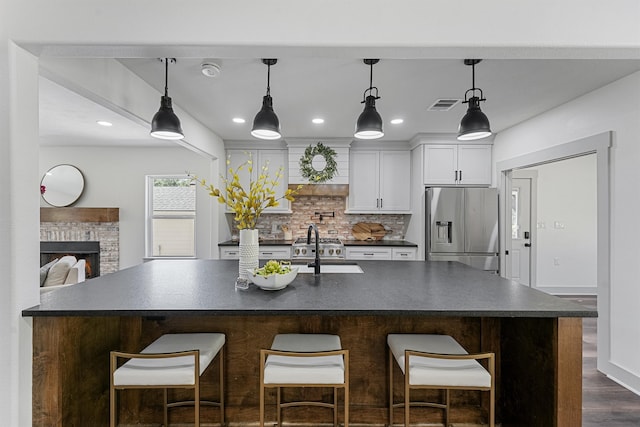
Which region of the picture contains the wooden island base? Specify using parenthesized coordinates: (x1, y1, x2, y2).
(32, 314, 581, 426)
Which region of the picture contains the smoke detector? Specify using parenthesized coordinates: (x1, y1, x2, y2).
(201, 61, 222, 78)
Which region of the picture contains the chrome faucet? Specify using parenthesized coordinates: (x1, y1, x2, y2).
(307, 224, 321, 275)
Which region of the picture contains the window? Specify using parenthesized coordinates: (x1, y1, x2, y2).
(146, 175, 196, 257)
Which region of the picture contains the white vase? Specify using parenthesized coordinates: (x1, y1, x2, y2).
(237, 229, 259, 288)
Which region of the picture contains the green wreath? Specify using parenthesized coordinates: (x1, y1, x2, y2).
(299, 142, 338, 183)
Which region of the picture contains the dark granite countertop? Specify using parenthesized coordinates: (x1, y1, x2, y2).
(23, 259, 596, 318)
(343, 240, 417, 247)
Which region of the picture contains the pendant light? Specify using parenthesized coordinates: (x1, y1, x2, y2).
(150, 58, 184, 140)
(457, 59, 492, 141)
(251, 59, 281, 140)
(354, 59, 384, 139)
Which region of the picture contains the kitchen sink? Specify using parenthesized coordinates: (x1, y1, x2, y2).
(296, 264, 363, 274)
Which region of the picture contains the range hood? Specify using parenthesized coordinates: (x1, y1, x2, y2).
(288, 184, 349, 197)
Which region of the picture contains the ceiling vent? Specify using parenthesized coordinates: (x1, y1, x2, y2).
(427, 99, 461, 111)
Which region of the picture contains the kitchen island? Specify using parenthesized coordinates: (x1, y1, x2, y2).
(24, 259, 595, 426)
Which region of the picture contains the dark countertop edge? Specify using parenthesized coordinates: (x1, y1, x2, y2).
(343, 240, 418, 247)
(22, 308, 597, 318)
(218, 240, 418, 247)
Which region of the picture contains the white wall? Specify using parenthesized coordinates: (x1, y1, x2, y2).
(493, 70, 640, 393)
(530, 155, 597, 293)
(39, 146, 215, 268)
(3, 1, 640, 425)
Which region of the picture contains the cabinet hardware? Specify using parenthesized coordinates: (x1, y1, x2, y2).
(364, 253, 375, 256)
(455, 170, 458, 182)
(261, 252, 273, 255)
(524, 243, 531, 247)
(380, 198, 383, 208)
(459, 170, 462, 182)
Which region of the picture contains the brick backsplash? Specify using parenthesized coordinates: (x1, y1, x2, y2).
(231, 195, 409, 241)
(40, 222, 120, 274)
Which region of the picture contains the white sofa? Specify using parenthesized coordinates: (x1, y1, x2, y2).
(40, 256, 86, 293)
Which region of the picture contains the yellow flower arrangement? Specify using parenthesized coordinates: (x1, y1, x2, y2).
(192, 153, 301, 230)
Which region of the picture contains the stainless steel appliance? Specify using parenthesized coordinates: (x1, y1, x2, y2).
(426, 187, 499, 272)
(291, 238, 345, 261)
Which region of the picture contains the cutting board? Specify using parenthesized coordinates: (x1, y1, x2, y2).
(352, 222, 387, 241)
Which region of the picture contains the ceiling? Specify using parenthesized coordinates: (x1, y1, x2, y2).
(39, 57, 640, 147)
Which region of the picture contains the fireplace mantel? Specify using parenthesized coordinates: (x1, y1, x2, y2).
(40, 207, 119, 223)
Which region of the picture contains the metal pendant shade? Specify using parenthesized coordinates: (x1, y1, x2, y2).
(457, 59, 491, 141)
(251, 59, 281, 140)
(150, 58, 184, 140)
(355, 59, 384, 140)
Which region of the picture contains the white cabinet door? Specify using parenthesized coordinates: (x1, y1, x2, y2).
(258, 150, 290, 212)
(423, 145, 458, 185)
(457, 145, 492, 185)
(349, 150, 411, 213)
(349, 151, 380, 211)
(423, 144, 492, 186)
(226, 149, 290, 213)
(379, 151, 411, 212)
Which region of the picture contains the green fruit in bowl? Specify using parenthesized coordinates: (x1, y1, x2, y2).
(254, 260, 292, 276)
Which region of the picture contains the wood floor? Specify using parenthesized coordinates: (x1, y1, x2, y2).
(567, 297, 640, 426)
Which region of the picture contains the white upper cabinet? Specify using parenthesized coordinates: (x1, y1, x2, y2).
(226, 148, 290, 213)
(423, 144, 492, 186)
(348, 150, 411, 213)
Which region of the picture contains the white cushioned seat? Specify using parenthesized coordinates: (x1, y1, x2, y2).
(260, 333, 349, 427)
(264, 333, 345, 384)
(387, 333, 495, 427)
(110, 333, 226, 427)
(113, 333, 225, 386)
(387, 334, 491, 388)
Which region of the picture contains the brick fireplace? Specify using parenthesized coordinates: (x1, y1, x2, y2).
(40, 208, 119, 275)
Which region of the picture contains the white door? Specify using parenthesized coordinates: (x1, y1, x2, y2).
(511, 175, 533, 285)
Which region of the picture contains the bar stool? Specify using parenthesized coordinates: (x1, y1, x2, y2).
(260, 333, 349, 427)
(110, 333, 226, 427)
(387, 334, 494, 427)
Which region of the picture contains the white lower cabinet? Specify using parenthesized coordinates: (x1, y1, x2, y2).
(392, 247, 417, 261)
(219, 246, 291, 260)
(345, 247, 392, 260)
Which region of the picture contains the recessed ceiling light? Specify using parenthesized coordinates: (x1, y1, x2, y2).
(232, 117, 246, 124)
(390, 118, 404, 125)
(97, 120, 113, 127)
(312, 118, 325, 124)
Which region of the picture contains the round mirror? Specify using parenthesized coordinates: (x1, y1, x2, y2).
(40, 164, 85, 207)
(311, 154, 327, 172)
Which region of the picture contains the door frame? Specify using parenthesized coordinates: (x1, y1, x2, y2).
(506, 170, 538, 287)
(497, 131, 611, 374)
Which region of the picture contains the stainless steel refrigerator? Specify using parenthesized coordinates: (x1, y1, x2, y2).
(426, 187, 499, 272)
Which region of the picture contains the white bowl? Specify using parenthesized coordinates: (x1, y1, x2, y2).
(247, 267, 299, 290)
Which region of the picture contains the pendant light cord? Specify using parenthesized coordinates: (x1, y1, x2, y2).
(266, 63, 271, 97)
(362, 60, 380, 102)
(471, 62, 476, 91)
(163, 58, 169, 97)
